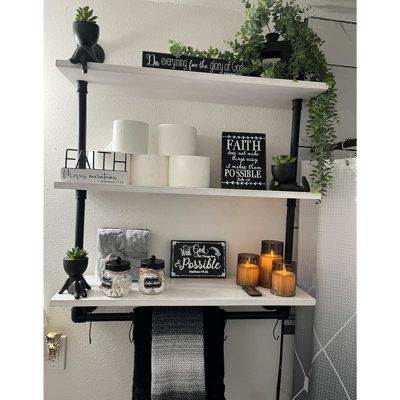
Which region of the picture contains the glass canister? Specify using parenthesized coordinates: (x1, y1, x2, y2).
(236, 253, 260, 287)
(101, 257, 132, 297)
(260, 240, 284, 288)
(139, 255, 166, 295)
(271, 259, 297, 297)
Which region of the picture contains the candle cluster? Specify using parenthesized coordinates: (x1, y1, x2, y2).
(236, 240, 297, 297)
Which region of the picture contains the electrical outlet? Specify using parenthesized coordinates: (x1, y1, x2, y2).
(44, 335, 66, 370)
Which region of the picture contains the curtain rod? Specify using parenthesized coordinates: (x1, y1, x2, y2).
(307, 16, 356, 25)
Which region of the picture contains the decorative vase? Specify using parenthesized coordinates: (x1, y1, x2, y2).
(271, 163, 296, 184)
(59, 257, 91, 299)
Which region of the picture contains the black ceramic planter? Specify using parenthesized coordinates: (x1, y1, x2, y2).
(69, 21, 105, 73)
(271, 164, 296, 184)
(63, 257, 88, 277)
(265, 32, 280, 43)
(59, 257, 91, 299)
(269, 163, 310, 192)
(73, 21, 99, 47)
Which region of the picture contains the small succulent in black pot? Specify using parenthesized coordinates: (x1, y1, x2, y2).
(59, 247, 91, 299)
(271, 155, 297, 183)
(73, 6, 99, 47)
(63, 247, 89, 276)
(69, 6, 104, 73)
(269, 154, 310, 192)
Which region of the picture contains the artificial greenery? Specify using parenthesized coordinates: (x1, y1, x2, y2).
(75, 6, 98, 24)
(169, 0, 338, 197)
(65, 247, 88, 260)
(272, 154, 297, 165)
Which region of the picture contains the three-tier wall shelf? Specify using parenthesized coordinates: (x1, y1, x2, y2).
(50, 60, 326, 400)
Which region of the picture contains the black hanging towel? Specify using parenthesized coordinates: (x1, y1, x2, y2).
(132, 307, 226, 400)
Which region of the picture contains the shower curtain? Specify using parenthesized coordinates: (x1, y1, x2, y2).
(292, 158, 356, 400)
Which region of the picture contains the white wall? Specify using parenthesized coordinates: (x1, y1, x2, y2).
(43, 1, 354, 399)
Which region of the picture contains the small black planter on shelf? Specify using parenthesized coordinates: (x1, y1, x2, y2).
(69, 21, 105, 73)
(59, 255, 91, 299)
(269, 156, 310, 192)
(265, 32, 280, 43)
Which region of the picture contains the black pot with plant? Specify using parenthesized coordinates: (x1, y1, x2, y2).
(59, 247, 91, 299)
(269, 154, 310, 192)
(69, 6, 105, 73)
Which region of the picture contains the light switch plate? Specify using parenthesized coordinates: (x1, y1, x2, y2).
(44, 335, 66, 370)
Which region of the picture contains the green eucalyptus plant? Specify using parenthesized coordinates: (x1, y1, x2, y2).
(65, 247, 88, 260)
(75, 6, 98, 24)
(272, 155, 297, 165)
(169, 0, 338, 197)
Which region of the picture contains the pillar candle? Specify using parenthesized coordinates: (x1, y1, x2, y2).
(271, 265, 296, 297)
(236, 253, 260, 287)
(112, 120, 149, 154)
(169, 155, 210, 188)
(260, 240, 284, 289)
(260, 252, 283, 289)
(157, 124, 197, 156)
(130, 154, 169, 186)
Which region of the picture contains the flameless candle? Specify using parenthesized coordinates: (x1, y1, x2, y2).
(271, 260, 296, 297)
(236, 253, 260, 287)
(260, 240, 284, 288)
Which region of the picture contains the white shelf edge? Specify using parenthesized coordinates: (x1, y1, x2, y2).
(50, 276, 316, 307)
(56, 60, 328, 92)
(54, 181, 321, 200)
(55, 60, 328, 108)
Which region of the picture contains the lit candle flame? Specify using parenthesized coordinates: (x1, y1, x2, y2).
(282, 263, 287, 276)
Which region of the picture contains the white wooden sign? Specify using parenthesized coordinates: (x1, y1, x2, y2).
(61, 168, 128, 185)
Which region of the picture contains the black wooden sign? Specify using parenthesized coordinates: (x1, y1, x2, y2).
(221, 132, 267, 190)
(142, 51, 244, 75)
(170, 240, 226, 278)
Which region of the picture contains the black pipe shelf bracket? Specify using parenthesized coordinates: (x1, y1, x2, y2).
(70, 306, 292, 324)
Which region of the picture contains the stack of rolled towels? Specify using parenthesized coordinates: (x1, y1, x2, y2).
(110, 120, 211, 188)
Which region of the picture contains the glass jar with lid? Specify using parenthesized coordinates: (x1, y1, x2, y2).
(101, 257, 132, 297)
(139, 255, 166, 295)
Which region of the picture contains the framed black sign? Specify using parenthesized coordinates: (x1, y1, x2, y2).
(142, 51, 244, 75)
(170, 240, 226, 278)
(221, 132, 267, 190)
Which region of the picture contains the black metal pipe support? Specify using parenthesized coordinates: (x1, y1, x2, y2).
(75, 80, 88, 249)
(285, 99, 303, 260)
(70, 306, 291, 323)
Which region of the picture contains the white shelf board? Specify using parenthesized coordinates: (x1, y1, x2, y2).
(54, 181, 321, 200)
(56, 60, 328, 109)
(50, 276, 315, 307)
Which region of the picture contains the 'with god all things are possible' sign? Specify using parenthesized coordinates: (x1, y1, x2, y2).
(221, 132, 267, 190)
(170, 240, 226, 278)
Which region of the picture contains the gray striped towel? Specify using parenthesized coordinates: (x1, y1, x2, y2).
(151, 307, 206, 400)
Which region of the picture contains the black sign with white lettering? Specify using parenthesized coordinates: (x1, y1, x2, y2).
(170, 240, 226, 278)
(142, 51, 245, 75)
(221, 132, 267, 190)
